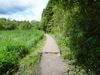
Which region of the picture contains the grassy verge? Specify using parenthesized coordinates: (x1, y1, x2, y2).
(52, 32, 89, 75)
(14, 36, 46, 75)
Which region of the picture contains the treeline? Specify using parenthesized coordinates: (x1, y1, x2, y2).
(40, 0, 100, 74)
(0, 18, 40, 30)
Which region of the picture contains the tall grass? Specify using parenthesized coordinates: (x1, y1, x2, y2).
(0, 30, 44, 74)
(16, 37, 46, 75)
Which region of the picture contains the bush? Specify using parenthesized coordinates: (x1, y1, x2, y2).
(0, 51, 19, 74)
(6, 45, 28, 57)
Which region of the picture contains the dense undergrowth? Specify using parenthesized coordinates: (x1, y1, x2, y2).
(53, 32, 89, 75)
(0, 30, 44, 75)
(40, 0, 100, 75)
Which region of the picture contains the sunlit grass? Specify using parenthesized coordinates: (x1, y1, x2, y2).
(0, 30, 44, 74)
(15, 36, 46, 75)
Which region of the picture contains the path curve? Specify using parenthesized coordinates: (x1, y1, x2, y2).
(38, 34, 65, 75)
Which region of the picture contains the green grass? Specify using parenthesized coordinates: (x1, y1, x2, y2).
(0, 30, 44, 74)
(52, 32, 88, 75)
(15, 36, 46, 75)
(51, 32, 73, 61)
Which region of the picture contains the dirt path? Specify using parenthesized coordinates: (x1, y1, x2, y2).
(38, 34, 65, 75)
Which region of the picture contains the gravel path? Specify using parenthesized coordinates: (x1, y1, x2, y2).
(38, 34, 65, 75)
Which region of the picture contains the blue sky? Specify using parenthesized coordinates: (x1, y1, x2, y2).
(0, 0, 49, 21)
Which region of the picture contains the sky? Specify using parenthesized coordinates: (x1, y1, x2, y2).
(0, 0, 49, 21)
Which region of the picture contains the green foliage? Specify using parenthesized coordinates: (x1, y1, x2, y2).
(31, 20, 40, 30)
(0, 51, 19, 74)
(6, 45, 28, 57)
(0, 18, 33, 30)
(15, 36, 45, 75)
(17, 21, 32, 29)
(18, 53, 41, 75)
(0, 30, 44, 74)
(40, 0, 100, 74)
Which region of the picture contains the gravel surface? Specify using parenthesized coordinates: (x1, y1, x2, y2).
(38, 34, 65, 75)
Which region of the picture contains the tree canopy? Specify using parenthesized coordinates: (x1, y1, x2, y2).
(40, 0, 100, 74)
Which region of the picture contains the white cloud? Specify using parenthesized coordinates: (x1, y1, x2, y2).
(0, 0, 49, 21)
(24, 10, 30, 13)
(0, 14, 40, 21)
